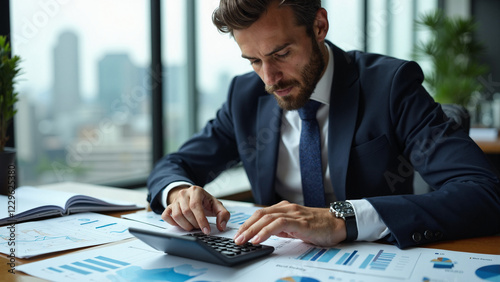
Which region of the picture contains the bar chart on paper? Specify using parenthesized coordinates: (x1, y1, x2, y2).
(294, 244, 418, 280)
(23, 247, 210, 281)
(227, 212, 252, 225)
(18, 239, 246, 282)
(47, 256, 131, 276)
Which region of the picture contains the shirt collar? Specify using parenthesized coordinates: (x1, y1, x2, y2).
(310, 43, 334, 106)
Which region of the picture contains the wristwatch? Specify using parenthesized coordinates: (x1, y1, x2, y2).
(330, 201, 358, 242)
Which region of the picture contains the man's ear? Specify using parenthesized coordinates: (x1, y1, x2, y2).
(314, 8, 329, 42)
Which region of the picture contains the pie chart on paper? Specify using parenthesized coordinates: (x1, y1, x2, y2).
(476, 265, 500, 282)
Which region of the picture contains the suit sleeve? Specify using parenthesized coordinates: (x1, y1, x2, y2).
(366, 61, 500, 248)
(147, 77, 242, 214)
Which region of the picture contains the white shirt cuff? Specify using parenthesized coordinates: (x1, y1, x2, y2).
(348, 199, 390, 241)
(160, 181, 193, 208)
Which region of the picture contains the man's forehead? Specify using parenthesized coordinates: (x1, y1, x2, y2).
(235, 24, 307, 60)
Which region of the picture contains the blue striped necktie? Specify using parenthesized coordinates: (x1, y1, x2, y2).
(298, 100, 325, 207)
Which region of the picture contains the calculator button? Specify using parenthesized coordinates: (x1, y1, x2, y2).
(184, 232, 274, 263)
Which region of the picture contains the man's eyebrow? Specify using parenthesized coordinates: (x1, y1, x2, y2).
(265, 43, 291, 56)
(241, 43, 291, 60)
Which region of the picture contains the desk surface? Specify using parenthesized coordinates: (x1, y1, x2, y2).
(2, 182, 499, 282)
(475, 138, 500, 154)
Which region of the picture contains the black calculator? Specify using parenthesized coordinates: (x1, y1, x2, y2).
(128, 227, 274, 266)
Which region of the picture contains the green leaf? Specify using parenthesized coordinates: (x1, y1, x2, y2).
(412, 10, 488, 107)
(0, 35, 22, 151)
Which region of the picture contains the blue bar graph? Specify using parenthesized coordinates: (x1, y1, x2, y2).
(84, 259, 119, 269)
(60, 264, 91, 275)
(360, 254, 375, 269)
(343, 251, 358, 265)
(72, 262, 107, 272)
(318, 248, 340, 263)
(370, 250, 396, 271)
(95, 223, 117, 229)
(311, 249, 327, 261)
(296, 247, 396, 271)
(96, 256, 130, 266)
(348, 255, 359, 266)
(228, 213, 251, 225)
(298, 248, 319, 261)
(357, 250, 396, 271)
(80, 220, 99, 225)
(47, 267, 63, 273)
(297, 248, 341, 263)
(336, 253, 351, 265)
(46, 256, 131, 275)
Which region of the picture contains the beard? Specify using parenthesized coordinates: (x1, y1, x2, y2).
(265, 38, 325, 111)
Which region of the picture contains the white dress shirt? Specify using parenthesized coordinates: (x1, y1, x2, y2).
(275, 44, 389, 241)
(162, 44, 390, 242)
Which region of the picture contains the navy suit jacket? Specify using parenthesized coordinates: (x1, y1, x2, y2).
(148, 42, 500, 248)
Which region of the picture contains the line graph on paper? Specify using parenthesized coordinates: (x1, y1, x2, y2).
(19, 228, 85, 243)
(7, 228, 91, 254)
(0, 212, 161, 258)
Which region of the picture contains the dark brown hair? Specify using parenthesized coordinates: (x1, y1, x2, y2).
(212, 0, 322, 37)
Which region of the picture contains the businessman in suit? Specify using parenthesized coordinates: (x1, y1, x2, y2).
(147, 0, 500, 248)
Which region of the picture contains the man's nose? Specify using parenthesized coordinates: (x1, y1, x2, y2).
(261, 62, 282, 86)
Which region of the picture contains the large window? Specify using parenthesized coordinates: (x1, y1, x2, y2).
(324, 0, 437, 61)
(162, 0, 189, 153)
(195, 0, 253, 129)
(366, 0, 437, 60)
(324, 0, 365, 51)
(8, 0, 439, 189)
(11, 1, 151, 186)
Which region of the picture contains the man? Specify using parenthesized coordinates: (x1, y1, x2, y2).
(147, 0, 500, 248)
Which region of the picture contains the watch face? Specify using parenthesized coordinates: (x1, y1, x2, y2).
(331, 201, 355, 218)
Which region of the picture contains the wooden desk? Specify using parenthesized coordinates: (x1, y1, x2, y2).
(2, 183, 500, 281)
(474, 138, 500, 154)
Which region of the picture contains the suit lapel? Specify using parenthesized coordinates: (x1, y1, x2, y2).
(255, 95, 282, 205)
(328, 43, 360, 200)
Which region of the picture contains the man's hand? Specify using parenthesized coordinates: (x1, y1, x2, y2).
(161, 185, 230, 234)
(234, 201, 346, 247)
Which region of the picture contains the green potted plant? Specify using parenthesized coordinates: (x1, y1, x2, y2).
(0, 35, 21, 195)
(413, 10, 488, 107)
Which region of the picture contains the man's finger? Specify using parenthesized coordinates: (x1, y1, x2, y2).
(235, 209, 286, 245)
(250, 216, 296, 244)
(214, 201, 231, 231)
(189, 189, 213, 234)
(234, 208, 264, 241)
(236, 202, 290, 236)
(170, 201, 197, 231)
(161, 206, 180, 227)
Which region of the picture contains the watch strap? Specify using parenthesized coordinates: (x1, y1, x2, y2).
(344, 215, 358, 242)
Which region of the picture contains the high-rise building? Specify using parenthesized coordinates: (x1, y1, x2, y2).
(97, 53, 141, 115)
(53, 31, 81, 114)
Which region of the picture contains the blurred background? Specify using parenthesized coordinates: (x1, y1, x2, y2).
(2, 0, 499, 190)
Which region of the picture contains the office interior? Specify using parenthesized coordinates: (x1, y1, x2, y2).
(1, 0, 500, 200)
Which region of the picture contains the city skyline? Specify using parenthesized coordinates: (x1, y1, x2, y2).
(12, 27, 234, 186)
(14, 28, 153, 185)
